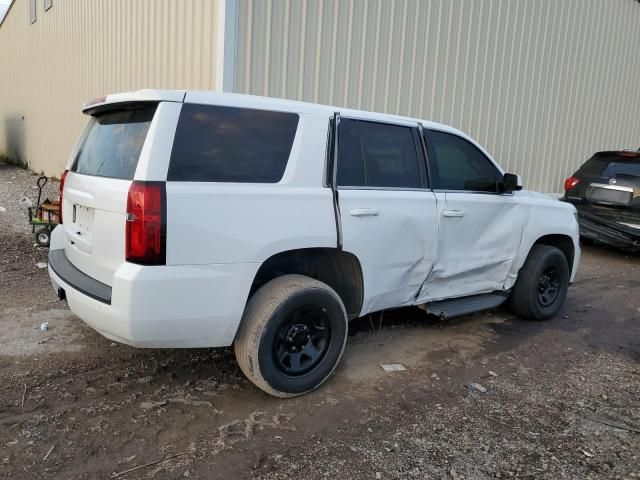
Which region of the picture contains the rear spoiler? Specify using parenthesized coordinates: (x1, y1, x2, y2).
(82, 89, 186, 114)
(592, 150, 640, 159)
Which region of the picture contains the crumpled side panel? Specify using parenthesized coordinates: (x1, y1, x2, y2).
(417, 193, 525, 303)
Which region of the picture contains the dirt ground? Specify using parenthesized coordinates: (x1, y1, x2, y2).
(0, 163, 639, 480)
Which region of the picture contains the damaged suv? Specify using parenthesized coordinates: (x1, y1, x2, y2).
(563, 150, 640, 251)
(48, 90, 580, 397)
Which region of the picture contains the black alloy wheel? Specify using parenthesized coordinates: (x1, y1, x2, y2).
(234, 274, 348, 397)
(273, 305, 331, 376)
(536, 266, 561, 307)
(510, 244, 570, 320)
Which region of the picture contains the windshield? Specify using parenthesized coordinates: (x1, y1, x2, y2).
(72, 105, 157, 179)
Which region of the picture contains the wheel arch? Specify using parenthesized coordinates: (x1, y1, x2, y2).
(531, 234, 576, 272)
(248, 248, 364, 319)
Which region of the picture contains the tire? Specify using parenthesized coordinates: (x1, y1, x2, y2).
(510, 245, 570, 320)
(234, 274, 348, 398)
(35, 227, 50, 247)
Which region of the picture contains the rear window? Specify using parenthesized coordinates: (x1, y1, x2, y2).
(579, 155, 640, 177)
(603, 162, 640, 177)
(72, 105, 157, 179)
(168, 104, 299, 183)
(337, 119, 423, 188)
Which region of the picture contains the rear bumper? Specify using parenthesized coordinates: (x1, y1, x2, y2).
(48, 249, 112, 304)
(48, 248, 259, 348)
(577, 208, 640, 251)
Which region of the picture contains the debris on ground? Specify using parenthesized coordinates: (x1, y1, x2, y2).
(36, 262, 47, 269)
(582, 415, 640, 434)
(579, 449, 594, 458)
(0, 206, 6, 212)
(110, 451, 190, 478)
(19, 197, 33, 208)
(40, 322, 49, 331)
(43, 445, 55, 461)
(488, 370, 498, 377)
(140, 400, 168, 410)
(380, 363, 407, 372)
(468, 382, 487, 393)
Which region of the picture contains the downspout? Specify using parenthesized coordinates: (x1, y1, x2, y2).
(217, 0, 238, 92)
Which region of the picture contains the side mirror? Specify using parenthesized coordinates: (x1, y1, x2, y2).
(501, 173, 522, 193)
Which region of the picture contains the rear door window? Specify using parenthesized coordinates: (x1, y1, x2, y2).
(336, 119, 366, 186)
(337, 119, 423, 189)
(168, 104, 299, 183)
(72, 105, 157, 180)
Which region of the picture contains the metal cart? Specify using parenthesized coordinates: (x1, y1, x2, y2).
(27, 176, 59, 247)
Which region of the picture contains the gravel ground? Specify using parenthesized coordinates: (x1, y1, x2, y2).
(0, 163, 57, 312)
(0, 164, 638, 480)
(0, 162, 59, 236)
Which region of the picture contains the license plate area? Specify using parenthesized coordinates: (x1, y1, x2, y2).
(66, 204, 95, 252)
(73, 204, 95, 233)
(586, 186, 632, 206)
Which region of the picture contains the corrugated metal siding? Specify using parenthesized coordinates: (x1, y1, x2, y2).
(234, 0, 640, 192)
(0, 0, 222, 176)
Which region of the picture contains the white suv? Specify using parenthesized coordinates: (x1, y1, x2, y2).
(49, 90, 580, 397)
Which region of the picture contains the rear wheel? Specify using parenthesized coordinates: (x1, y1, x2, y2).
(510, 245, 570, 320)
(234, 274, 348, 398)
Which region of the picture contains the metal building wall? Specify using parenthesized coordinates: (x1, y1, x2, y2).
(0, 0, 223, 176)
(233, 0, 640, 192)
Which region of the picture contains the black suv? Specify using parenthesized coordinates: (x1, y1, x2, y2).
(562, 150, 640, 251)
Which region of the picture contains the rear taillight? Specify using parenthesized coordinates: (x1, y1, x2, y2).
(58, 170, 69, 223)
(564, 176, 580, 191)
(125, 181, 166, 265)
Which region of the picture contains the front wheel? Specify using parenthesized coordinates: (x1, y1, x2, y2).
(510, 245, 570, 320)
(234, 274, 348, 398)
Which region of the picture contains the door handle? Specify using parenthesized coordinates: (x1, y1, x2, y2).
(350, 208, 379, 217)
(443, 209, 465, 218)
